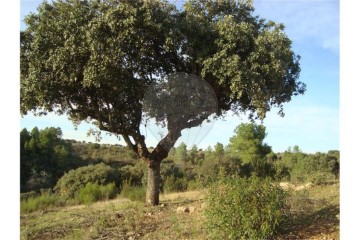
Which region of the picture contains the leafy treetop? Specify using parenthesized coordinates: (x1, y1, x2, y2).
(21, 0, 305, 162)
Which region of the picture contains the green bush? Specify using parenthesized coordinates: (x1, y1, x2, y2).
(163, 176, 187, 193)
(195, 157, 220, 187)
(54, 163, 120, 199)
(25, 171, 54, 192)
(141, 161, 185, 190)
(20, 191, 38, 201)
(121, 182, 146, 202)
(287, 189, 313, 213)
(287, 151, 339, 184)
(21, 192, 64, 213)
(308, 171, 335, 185)
(78, 182, 118, 204)
(187, 179, 203, 191)
(205, 169, 287, 240)
(119, 162, 145, 186)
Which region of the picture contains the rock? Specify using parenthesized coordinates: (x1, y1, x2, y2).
(295, 185, 305, 191)
(279, 182, 292, 190)
(189, 207, 196, 213)
(294, 182, 312, 191)
(176, 206, 197, 213)
(201, 202, 207, 209)
(176, 206, 189, 213)
(160, 203, 165, 207)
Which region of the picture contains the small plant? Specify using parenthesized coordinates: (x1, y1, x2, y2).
(121, 182, 146, 202)
(123, 207, 144, 233)
(308, 172, 335, 185)
(20, 191, 38, 201)
(20, 192, 64, 213)
(163, 176, 188, 193)
(287, 189, 313, 213)
(77, 182, 118, 204)
(187, 179, 203, 191)
(205, 169, 287, 240)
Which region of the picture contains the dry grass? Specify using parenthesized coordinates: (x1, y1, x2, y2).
(160, 190, 206, 202)
(278, 182, 340, 240)
(20, 183, 339, 240)
(308, 182, 340, 206)
(21, 191, 207, 240)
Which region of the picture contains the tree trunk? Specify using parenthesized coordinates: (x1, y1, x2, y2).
(146, 161, 161, 206)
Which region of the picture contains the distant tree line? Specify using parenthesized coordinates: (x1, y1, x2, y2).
(20, 124, 339, 195)
(21, 127, 79, 192)
(20, 127, 137, 192)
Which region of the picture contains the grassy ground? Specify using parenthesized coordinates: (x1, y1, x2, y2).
(20, 183, 339, 240)
(278, 182, 340, 240)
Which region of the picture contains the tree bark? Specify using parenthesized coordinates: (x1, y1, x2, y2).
(146, 160, 161, 206)
(122, 131, 182, 206)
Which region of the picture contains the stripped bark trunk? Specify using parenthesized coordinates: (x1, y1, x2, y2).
(145, 160, 161, 206)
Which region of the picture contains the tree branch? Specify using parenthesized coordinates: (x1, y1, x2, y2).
(184, 116, 206, 129)
(132, 133, 150, 160)
(150, 129, 182, 163)
(122, 134, 139, 157)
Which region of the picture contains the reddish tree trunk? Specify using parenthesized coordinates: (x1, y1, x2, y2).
(145, 160, 161, 206)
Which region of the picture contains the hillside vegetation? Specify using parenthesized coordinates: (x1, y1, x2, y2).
(21, 183, 339, 239)
(20, 124, 339, 239)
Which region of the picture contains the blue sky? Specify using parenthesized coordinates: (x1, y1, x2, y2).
(20, 0, 339, 153)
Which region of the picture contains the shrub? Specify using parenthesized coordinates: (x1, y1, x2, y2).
(119, 162, 145, 186)
(289, 152, 339, 184)
(205, 169, 287, 240)
(163, 176, 187, 193)
(287, 189, 313, 213)
(78, 182, 118, 204)
(141, 161, 185, 190)
(121, 182, 146, 202)
(187, 179, 203, 191)
(26, 171, 54, 192)
(20, 191, 38, 201)
(274, 163, 291, 181)
(54, 163, 120, 199)
(308, 172, 335, 185)
(195, 157, 220, 187)
(21, 192, 64, 213)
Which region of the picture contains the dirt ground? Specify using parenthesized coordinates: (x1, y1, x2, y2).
(20, 183, 339, 239)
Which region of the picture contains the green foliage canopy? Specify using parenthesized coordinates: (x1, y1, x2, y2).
(20, 127, 76, 192)
(228, 123, 271, 160)
(21, 0, 305, 162)
(175, 142, 189, 162)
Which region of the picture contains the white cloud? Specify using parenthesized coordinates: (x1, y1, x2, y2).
(254, 0, 339, 54)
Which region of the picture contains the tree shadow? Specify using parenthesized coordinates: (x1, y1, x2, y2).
(277, 204, 339, 239)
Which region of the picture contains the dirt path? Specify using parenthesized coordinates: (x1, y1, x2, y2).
(279, 182, 313, 191)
